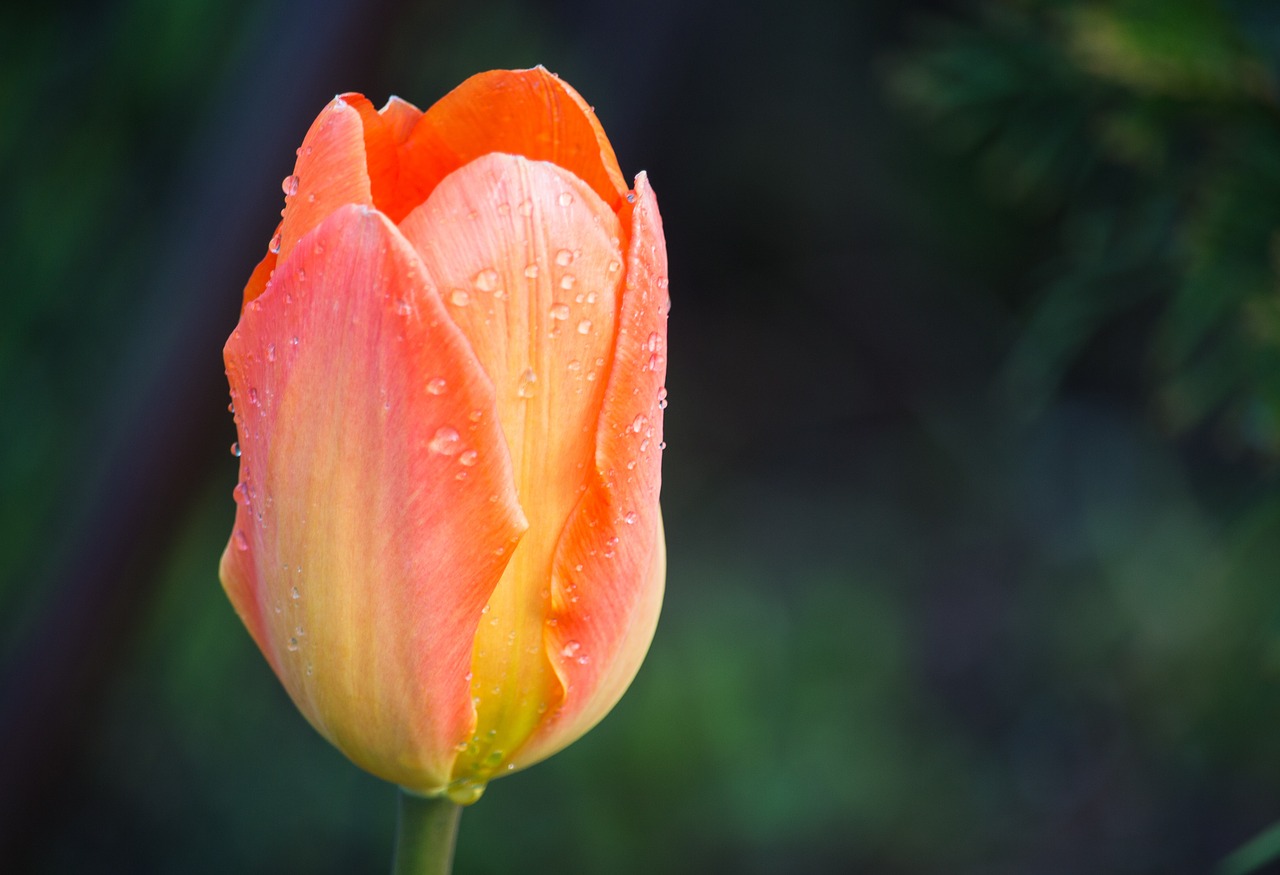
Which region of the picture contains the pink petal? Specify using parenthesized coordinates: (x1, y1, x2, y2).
(518, 172, 670, 768)
(397, 153, 627, 779)
(220, 205, 526, 793)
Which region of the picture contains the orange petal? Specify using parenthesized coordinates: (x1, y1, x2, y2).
(241, 242, 278, 310)
(397, 153, 626, 784)
(517, 172, 669, 769)
(346, 94, 430, 224)
(393, 68, 629, 224)
(276, 96, 373, 265)
(220, 205, 526, 794)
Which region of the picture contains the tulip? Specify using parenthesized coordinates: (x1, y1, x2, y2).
(219, 68, 668, 807)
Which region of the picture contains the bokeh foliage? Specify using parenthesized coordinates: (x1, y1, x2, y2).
(889, 0, 1280, 459)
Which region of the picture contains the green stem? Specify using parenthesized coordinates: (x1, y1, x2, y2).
(392, 789, 462, 875)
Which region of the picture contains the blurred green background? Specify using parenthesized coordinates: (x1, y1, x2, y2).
(6, 0, 1280, 872)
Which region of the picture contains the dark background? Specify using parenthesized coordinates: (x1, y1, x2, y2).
(6, 0, 1280, 872)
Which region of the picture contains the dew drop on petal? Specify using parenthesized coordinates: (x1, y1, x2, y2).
(555, 249, 574, 267)
(561, 640, 581, 657)
(631, 414, 647, 433)
(429, 426, 461, 455)
(281, 175, 299, 196)
(268, 232, 282, 254)
(473, 268, 500, 292)
(459, 449, 479, 467)
(234, 530, 249, 551)
(450, 289, 471, 307)
(230, 442, 241, 458)
(426, 377, 448, 395)
(524, 263, 539, 279)
(558, 192, 574, 207)
(559, 274, 576, 291)
(576, 319, 592, 335)
(517, 368, 537, 399)
(624, 511, 638, 525)
(549, 303, 570, 321)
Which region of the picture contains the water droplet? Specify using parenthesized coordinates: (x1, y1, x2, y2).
(517, 368, 537, 398)
(234, 530, 249, 551)
(549, 303, 570, 321)
(607, 260, 621, 274)
(647, 353, 665, 372)
(625, 192, 637, 203)
(647, 332, 663, 352)
(450, 289, 471, 307)
(266, 344, 276, 362)
(305, 661, 313, 676)
(523, 263, 539, 279)
(659, 440, 667, 450)
(562, 640, 581, 657)
(281, 174, 299, 196)
(567, 359, 581, 372)
(558, 191, 574, 207)
(473, 268, 500, 292)
(624, 511, 638, 525)
(268, 232, 282, 254)
(560, 274, 576, 290)
(290, 336, 300, 347)
(429, 426, 461, 455)
(230, 442, 241, 458)
(469, 409, 484, 423)
(576, 319, 592, 335)
(287, 637, 299, 652)
(657, 276, 669, 290)
(248, 387, 258, 405)
(518, 199, 534, 216)
(307, 192, 316, 204)
(577, 655, 591, 665)
(631, 414, 647, 433)
(455, 741, 470, 752)
(233, 482, 249, 505)
(290, 586, 300, 600)
(555, 249, 574, 267)
(459, 449, 479, 467)
(426, 377, 448, 395)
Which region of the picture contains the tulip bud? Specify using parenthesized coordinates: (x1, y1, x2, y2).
(220, 68, 668, 804)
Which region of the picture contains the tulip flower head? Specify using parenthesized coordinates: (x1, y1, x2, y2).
(220, 68, 668, 804)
